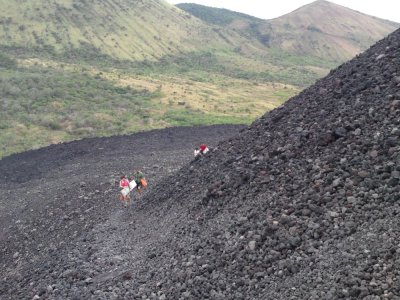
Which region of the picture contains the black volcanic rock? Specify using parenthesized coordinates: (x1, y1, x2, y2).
(0, 125, 244, 300)
(127, 28, 400, 299)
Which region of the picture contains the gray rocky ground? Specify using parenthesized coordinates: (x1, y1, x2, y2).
(0, 125, 243, 299)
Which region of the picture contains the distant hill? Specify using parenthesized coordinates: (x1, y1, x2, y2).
(0, 0, 255, 60)
(265, 0, 399, 62)
(177, 0, 399, 62)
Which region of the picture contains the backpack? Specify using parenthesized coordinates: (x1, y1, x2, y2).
(140, 178, 148, 188)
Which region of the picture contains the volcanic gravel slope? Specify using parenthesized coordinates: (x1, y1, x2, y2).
(0, 32, 400, 300)
(112, 28, 399, 299)
(131, 30, 400, 300)
(0, 125, 244, 299)
(137, 29, 400, 299)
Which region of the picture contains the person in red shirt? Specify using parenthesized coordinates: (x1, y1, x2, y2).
(199, 143, 209, 155)
(119, 175, 131, 206)
(194, 144, 209, 160)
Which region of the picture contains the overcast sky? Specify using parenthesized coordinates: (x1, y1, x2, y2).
(166, 0, 400, 23)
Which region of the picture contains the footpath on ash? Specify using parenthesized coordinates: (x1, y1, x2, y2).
(1, 27, 400, 298)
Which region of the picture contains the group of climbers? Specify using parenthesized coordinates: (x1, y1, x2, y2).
(118, 170, 148, 207)
(194, 143, 209, 158)
(118, 143, 209, 207)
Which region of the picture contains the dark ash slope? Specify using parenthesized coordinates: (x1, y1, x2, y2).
(0, 125, 244, 299)
(134, 29, 400, 299)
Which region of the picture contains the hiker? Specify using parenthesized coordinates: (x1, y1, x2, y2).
(194, 147, 201, 157)
(194, 144, 209, 159)
(132, 170, 147, 194)
(119, 175, 131, 206)
(199, 143, 209, 155)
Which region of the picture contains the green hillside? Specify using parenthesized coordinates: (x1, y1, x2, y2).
(0, 0, 259, 60)
(176, 3, 262, 27)
(176, 3, 269, 46)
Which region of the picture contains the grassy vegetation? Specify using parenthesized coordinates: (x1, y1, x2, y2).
(0, 51, 300, 158)
(161, 109, 253, 127)
(176, 3, 262, 27)
(126, 50, 330, 87)
(176, 3, 271, 46)
(0, 60, 154, 156)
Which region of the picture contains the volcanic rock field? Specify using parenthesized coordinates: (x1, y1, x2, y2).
(0, 125, 244, 299)
(1, 29, 400, 300)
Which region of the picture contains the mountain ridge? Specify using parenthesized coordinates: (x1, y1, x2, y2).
(177, 0, 399, 62)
